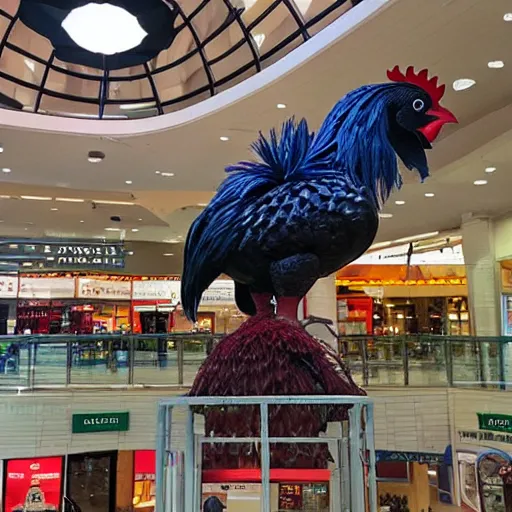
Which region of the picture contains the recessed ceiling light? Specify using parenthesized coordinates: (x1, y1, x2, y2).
(56, 197, 85, 203)
(2, 168, 11, 173)
(0, 146, 3, 153)
(474, 179, 488, 186)
(163, 253, 174, 256)
(485, 166, 497, 174)
(138, 218, 142, 221)
(125, 180, 133, 185)
(424, 193, 435, 198)
(488, 60, 505, 69)
(277, 103, 286, 109)
(504, 13, 512, 21)
(51, 208, 58, 211)
(131, 228, 139, 232)
(220, 136, 230, 142)
(21, 195, 52, 201)
(155, 170, 161, 174)
(453, 79, 476, 91)
(127, 251, 134, 256)
(160, 172, 174, 177)
(378, 213, 393, 219)
(197, 203, 208, 207)
(0, 195, 10, 199)
(62, 3, 148, 55)
(395, 200, 405, 205)
(88, 150, 105, 163)
(105, 227, 121, 231)
(80, 220, 85, 223)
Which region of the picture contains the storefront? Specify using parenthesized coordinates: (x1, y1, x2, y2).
(375, 451, 453, 512)
(15, 276, 132, 334)
(0, 272, 242, 336)
(456, 410, 512, 512)
(173, 280, 245, 335)
(131, 279, 180, 334)
(0, 275, 18, 335)
(201, 470, 330, 512)
(337, 263, 469, 336)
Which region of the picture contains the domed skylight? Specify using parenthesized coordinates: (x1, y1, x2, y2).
(62, 3, 148, 55)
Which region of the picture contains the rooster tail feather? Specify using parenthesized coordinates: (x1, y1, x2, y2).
(182, 118, 316, 321)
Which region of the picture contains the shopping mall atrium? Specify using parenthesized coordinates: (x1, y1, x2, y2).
(1, 0, 512, 511)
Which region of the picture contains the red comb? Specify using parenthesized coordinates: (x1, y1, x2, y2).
(387, 65, 445, 108)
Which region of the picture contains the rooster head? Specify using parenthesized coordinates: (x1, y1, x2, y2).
(385, 66, 457, 180)
(387, 65, 457, 145)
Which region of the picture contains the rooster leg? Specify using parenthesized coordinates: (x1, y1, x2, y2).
(271, 253, 320, 321)
(251, 293, 274, 315)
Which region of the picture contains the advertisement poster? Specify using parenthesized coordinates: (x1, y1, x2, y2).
(4, 457, 63, 512)
(19, 278, 75, 299)
(77, 278, 131, 300)
(132, 280, 180, 302)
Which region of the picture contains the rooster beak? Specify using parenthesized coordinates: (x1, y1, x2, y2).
(418, 105, 458, 143)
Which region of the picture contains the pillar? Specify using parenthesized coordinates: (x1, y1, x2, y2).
(305, 275, 338, 348)
(461, 216, 501, 336)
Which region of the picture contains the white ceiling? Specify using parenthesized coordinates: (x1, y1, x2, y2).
(0, 0, 511, 273)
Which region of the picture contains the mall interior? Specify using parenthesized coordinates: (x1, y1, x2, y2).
(0, 0, 511, 511)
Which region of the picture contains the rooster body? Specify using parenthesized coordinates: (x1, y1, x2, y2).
(225, 175, 378, 307)
(182, 67, 456, 470)
(182, 74, 456, 320)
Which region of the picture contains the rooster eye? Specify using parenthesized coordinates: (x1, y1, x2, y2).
(412, 99, 425, 112)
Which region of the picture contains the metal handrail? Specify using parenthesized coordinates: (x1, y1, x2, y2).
(0, 332, 510, 390)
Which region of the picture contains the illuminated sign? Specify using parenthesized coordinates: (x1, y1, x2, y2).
(72, 411, 130, 433)
(477, 413, 512, 434)
(0, 239, 125, 271)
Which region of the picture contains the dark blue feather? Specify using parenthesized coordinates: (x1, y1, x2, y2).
(181, 83, 424, 320)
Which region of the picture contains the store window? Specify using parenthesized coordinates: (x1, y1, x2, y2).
(66, 452, 117, 512)
(4, 456, 63, 512)
(133, 450, 156, 511)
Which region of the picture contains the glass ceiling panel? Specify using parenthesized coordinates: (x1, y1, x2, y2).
(0, 0, 364, 119)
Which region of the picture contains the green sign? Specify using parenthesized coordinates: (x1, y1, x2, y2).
(72, 412, 129, 434)
(478, 413, 512, 434)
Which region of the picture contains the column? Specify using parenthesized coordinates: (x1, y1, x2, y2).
(461, 216, 501, 385)
(305, 275, 338, 348)
(461, 216, 500, 336)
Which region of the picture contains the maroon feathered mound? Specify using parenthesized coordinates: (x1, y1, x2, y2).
(189, 314, 365, 469)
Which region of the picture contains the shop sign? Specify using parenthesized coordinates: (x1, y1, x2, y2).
(201, 280, 235, 305)
(0, 275, 18, 298)
(132, 280, 181, 301)
(459, 430, 512, 446)
(19, 277, 75, 298)
(0, 239, 125, 270)
(72, 411, 130, 433)
(477, 413, 512, 434)
(77, 278, 131, 300)
(45, 243, 125, 269)
(376, 450, 444, 464)
(4, 456, 63, 512)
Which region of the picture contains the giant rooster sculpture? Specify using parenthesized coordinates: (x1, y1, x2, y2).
(182, 66, 456, 469)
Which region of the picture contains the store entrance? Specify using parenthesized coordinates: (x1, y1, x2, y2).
(66, 451, 117, 512)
